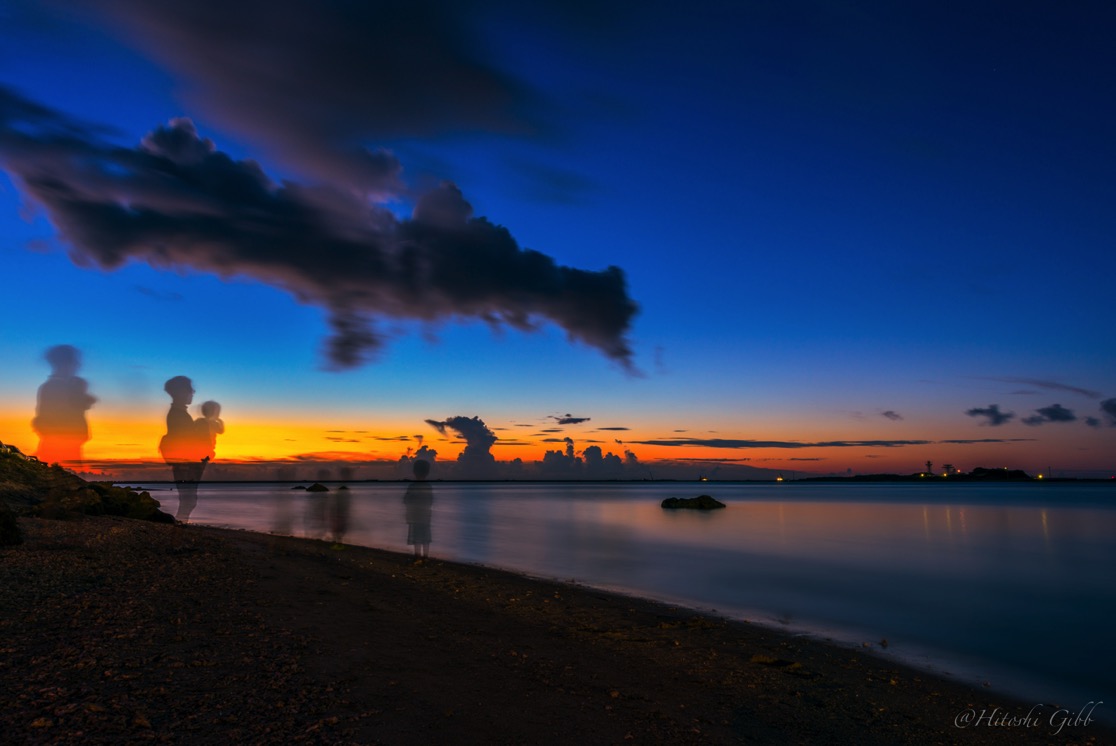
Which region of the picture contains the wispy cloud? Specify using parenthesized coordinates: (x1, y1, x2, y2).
(979, 376, 1102, 399)
(635, 436, 1030, 449)
(134, 285, 183, 302)
(938, 438, 1034, 444)
(880, 410, 903, 421)
(1102, 399, 1116, 426)
(632, 438, 934, 449)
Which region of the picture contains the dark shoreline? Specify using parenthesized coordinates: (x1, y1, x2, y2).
(4, 515, 1113, 744)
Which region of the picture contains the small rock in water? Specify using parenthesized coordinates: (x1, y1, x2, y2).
(660, 494, 726, 510)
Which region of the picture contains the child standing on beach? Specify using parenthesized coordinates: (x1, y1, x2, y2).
(403, 460, 433, 563)
(197, 400, 224, 463)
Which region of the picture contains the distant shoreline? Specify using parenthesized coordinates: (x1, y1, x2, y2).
(114, 476, 1116, 485)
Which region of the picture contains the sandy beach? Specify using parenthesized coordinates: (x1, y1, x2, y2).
(2, 515, 1110, 745)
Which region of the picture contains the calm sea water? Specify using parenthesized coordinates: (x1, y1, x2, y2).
(143, 480, 1116, 708)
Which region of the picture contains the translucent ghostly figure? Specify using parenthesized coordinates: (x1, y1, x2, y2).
(32, 345, 97, 466)
(159, 376, 207, 522)
(197, 400, 225, 462)
(403, 459, 433, 562)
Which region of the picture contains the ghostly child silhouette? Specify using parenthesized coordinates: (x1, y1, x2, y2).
(403, 459, 433, 562)
(197, 400, 224, 462)
(32, 345, 96, 466)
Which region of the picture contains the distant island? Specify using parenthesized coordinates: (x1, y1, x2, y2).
(798, 466, 1036, 483)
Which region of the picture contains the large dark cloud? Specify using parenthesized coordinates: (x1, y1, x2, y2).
(1021, 403, 1076, 427)
(53, 0, 549, 191)
(0, 88, 638, 369)
(965, 404, 1014, 426)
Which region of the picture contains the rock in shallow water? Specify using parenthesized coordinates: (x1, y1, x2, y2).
(661, 494, 726, 510)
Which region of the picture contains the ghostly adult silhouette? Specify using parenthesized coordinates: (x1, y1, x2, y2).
(403, 459, 433, 562)
(32, 345, 96, 466)
(159, 376, 208, 523)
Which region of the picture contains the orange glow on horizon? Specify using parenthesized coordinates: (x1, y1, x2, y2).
(3, 409, 1110, 477)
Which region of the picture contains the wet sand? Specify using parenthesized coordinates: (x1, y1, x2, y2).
(1, 516, 1109, 744)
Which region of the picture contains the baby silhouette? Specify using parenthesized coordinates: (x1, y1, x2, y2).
(198, 400, 224, 462)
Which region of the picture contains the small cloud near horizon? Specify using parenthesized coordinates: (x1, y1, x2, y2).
(551, 414, 591, 425)
(1022, 403, 1077, 426)
(966, 404, 1014, 426)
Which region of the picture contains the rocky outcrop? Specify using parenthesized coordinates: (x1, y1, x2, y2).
(0, 440, 172, 523)
(661, 494, 726, 510)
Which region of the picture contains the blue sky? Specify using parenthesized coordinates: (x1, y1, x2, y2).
(2, 1, 1114, 479)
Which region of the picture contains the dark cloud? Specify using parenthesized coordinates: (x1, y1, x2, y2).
(880, 410, 903, 421)
(939, 438, 1034, 444)
(551, 414, 590, 425)
(0, 88, 638, 369)
(599, 426, 630, 431)
(63, 0, 551, 191)
(398, 443, 438, 472)
(540, 440, 577, 474)
(539, 435, 635, 477)
(965, 404, 1014, 426)
(425, 415, 497, 476)
(632, 438, 934, 449)
(1102, 399, 1116, 426)
(582, 444, 623, 475)
(637, 437, 1032, 449)
(1022, 403, 1076, 427)
(979, 377, 1102, 399)
(1084, 417, 1101, 428)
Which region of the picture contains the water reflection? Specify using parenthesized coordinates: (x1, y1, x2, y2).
(161, 481, 1116, 705)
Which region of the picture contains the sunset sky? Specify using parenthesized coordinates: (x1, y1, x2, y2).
(2, 1, 1114, 479)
